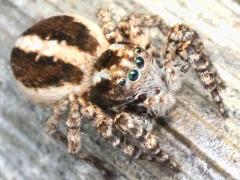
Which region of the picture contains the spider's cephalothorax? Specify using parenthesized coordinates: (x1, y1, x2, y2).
(91, 43, 175, 117)
(10, 9, 228, 171)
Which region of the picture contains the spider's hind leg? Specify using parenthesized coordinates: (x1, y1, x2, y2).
(44, 96, 69, 135)
(66, 95, 82, 154)
(44, 94, 82, 154)
(163, 24, 227, 117)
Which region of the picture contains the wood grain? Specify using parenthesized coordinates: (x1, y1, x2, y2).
(0, 0, 239, 179)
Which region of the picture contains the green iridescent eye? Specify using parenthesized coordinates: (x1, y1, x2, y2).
(135, 56, 144, 68)
(128, 69, 139, 81)
(119, 79, 126, 86)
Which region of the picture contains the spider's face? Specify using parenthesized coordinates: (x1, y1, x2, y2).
(93, 43, 175, 116)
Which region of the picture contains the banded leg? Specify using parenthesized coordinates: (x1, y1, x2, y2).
(163, 24, 227, 117)
(44, 97, 69, 135)
(77, 96, 143, 158)
(77, 94, 177, 169)
(66, 95, 81, 154)
(117, 13, 169, 58)
(77, 94, 123, 150)
(117, 13, 169, 38)
(114, 112, 179, 170)
(97, 8, 123, 44)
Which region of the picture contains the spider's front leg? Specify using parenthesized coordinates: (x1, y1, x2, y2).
(117, 13, 169, 39)
(97, 9, 124, 44)
(114, 112, 180, 171)
(163, 24, 227, 117)
(116, 13, 169, 58)
(76, 93, 179, 170)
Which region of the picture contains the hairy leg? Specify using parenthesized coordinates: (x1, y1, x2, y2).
(114, 112, 179, 170)
(163, 24, 227, 117)
(77, 93, 179, 170)
(44, 97, 69, 135)
(117, 13, 169, 38)
(96, 8, 123, 44)
(117, 13, 169, 59)
(66, 95, 81, 154)
(116, 135, 179, 171)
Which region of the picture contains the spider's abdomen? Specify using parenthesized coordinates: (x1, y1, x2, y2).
(10, 15, 109, 105)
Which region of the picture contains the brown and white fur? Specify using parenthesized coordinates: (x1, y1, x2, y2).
(10, 9, 228, 171)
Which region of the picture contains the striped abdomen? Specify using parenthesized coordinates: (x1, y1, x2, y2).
(11, 15, 109, 105)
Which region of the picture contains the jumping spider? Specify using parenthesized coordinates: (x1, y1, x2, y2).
(10, 9, 227, 171)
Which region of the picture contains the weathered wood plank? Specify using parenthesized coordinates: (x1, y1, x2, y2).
(0, 0, 240, 179)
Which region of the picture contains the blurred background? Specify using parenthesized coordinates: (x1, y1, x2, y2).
(0, 0, 240, 179)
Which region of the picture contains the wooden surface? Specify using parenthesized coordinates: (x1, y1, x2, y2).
(0, 0, 240, 179)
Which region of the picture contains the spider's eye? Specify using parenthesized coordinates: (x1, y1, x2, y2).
(119, 79, 126, 86)
(128, 69, 139, 81)
(135, 47, 142, 54)
(135, 56, 144, 68)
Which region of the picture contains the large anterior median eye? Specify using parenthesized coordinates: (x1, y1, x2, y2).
(128, 69, 139, 81)
(135, 56, 144, 68)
